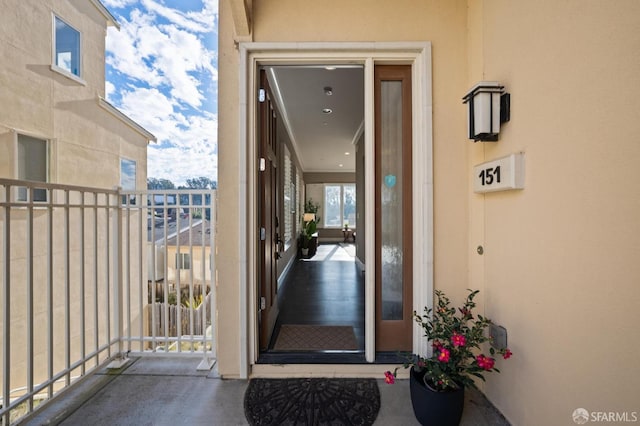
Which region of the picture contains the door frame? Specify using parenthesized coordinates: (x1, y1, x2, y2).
(237, 42, 433, 376)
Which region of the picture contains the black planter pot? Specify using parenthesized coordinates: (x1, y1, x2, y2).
(409, 367, 465, 426)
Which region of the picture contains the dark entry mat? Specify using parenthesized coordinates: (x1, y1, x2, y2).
(244, 378, 380, 425)
(273, 325, 358, 351)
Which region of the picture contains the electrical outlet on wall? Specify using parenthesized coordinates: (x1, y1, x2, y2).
(490, 324, 508, 350)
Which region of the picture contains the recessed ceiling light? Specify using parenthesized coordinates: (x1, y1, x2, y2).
(322, 108, 332, 114)
(325, 66, 337, 71)
(324, 86, 333, 96)
(339, 164, 343, 167)
(345, 152, 350, 155)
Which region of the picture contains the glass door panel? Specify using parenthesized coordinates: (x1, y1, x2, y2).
(375, 65, 412, 352)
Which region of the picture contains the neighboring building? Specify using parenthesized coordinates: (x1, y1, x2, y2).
(165, 220, 213, 292)
(0, 0, 154, 398)
(0, 0, 155, 189)
(217, 1, 640, 425)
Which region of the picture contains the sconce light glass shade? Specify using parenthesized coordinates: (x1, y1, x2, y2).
(303, 213, 316, 222)
(463, 81, 506, 142)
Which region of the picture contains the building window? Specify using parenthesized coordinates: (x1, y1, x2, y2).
(120, 158, 137, 190)
(324, 184, 356, 228)
(17, 134, 48, 202)
(121, 158, 137, 204)
(176, 253, 191, 270)
(54, 16, 81, 76)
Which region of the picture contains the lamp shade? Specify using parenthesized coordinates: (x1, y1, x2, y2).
(462, 81, 505, 142)
(303, 213, 316, 222)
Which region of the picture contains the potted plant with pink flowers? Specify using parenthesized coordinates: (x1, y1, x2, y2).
(384, 289, 512, 426)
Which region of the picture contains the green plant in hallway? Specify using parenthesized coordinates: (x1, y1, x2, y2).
(304, 198, 321, 223)
(300, 218, 317, 255)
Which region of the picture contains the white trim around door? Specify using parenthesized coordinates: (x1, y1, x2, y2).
(237, 42, 433, 376)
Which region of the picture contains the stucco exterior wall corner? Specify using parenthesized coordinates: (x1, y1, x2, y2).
(216, 0, 245, 378)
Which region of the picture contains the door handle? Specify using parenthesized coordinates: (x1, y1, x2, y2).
(275, 233, 284, 252)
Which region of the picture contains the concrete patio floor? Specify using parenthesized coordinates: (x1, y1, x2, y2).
(23, 357, 509, 425)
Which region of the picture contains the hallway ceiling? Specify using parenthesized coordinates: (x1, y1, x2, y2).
(266, 66, 364, 173)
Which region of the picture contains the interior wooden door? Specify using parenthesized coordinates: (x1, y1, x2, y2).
(258, 69, 280, 350)
(375, 65, 413, 351)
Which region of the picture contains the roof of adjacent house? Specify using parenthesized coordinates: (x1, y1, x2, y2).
(91, 0, 120, 29)
(165, 220, 212, 247)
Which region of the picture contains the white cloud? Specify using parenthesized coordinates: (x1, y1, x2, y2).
(114, 86, 217, 185)
(101, 0, 137, 8)
(105, 1, 218, 185)
(106, 11, 164, 86)
(105, 80, 115, 98)
(141, 0, 217, 33)
(106, 8, 216, 108)
(118, 86, 187, 134)
(147, 114, 218, 185)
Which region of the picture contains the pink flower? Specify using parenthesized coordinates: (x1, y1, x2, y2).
(384, 371, 395, 384)
(432, 340, 442, 350)
(476, 354, 486, 368)
(438, 348, 451, 363)
(451, 333, 466, 347)
(476, 354, 495, 371)
(503, 349, 513, 360)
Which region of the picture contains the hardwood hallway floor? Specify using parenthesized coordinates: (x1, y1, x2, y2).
(258, 243, 366, 364)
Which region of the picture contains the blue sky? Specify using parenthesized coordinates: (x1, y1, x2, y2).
(102, 0, 218, 186)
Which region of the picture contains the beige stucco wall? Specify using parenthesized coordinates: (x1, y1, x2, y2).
(219, 1, 640, 423)
(468, 1, 640, 424)
(218, 0, 470, 375)
(217, 0, 243, 377)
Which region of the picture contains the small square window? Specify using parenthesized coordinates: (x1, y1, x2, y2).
(54, 16, 80, 76)
(176, 253, 191, 270)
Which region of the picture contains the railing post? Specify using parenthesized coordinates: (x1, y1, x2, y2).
(108, 188, 128, 368)
(197, 189, 216, 370)
(2, 185, 11, 426)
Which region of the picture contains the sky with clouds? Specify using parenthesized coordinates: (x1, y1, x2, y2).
(102, 0, 218, 186)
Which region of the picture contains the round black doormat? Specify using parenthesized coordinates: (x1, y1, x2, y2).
(244, 378, 380, 426)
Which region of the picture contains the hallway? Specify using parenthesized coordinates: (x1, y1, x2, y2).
(260, 243, 366, 364)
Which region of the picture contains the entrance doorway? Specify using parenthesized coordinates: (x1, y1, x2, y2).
(243, 43, 434, 366)
(257, 65, 366, 361)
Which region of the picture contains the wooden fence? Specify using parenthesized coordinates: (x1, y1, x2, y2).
(148, 292, 212, 337)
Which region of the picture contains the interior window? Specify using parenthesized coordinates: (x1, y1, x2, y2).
(283, 147, 292, 246)
(54, 16, 81, 76)
(324, 184, 356, 228)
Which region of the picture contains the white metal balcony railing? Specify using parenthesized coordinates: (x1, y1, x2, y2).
(0, 178, 216, 425)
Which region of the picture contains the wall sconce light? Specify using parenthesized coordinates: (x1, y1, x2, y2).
(462, 81, 510, 142)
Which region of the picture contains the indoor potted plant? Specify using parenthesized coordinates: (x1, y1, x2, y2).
(384, 289, 512, 426)
(300, 218, 317, 257)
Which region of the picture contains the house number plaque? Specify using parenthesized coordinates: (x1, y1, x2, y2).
(473, 153, 524, 193)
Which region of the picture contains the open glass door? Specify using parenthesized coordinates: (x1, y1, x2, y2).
(258, 69, 280, 350)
